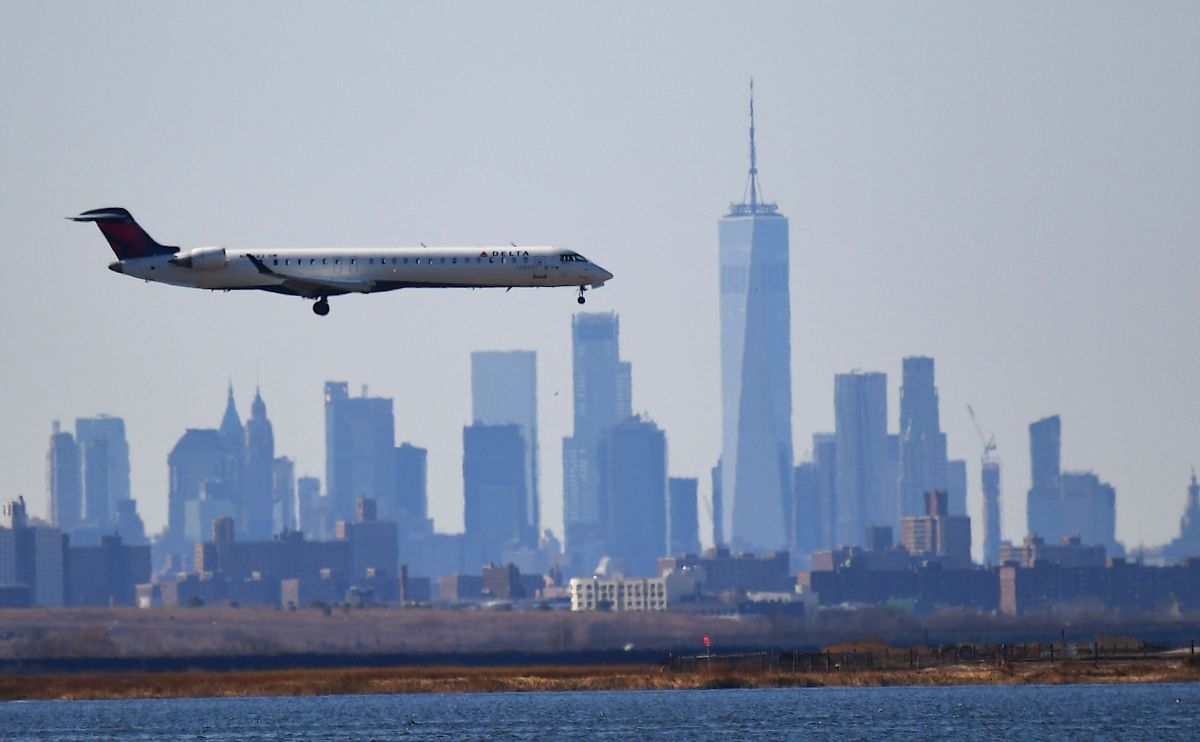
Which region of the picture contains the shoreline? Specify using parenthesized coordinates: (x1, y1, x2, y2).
(3, 658, 1198, 702)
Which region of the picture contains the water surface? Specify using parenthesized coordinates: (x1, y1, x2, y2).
(2, 683, 1196, 740)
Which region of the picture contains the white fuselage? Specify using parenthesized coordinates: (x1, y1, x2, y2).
(115, 245, 612, 297)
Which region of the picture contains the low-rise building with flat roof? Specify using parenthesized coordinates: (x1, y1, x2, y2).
(999, 558, 1200, 615)
(569, 570, 701, 612)
(657, 547, 791, 594)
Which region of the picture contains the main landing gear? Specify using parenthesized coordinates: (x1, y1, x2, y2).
(577, 286, 586, 305)
(313, 298, 330, 316)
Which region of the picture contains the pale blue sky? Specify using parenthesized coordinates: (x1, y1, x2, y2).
(2, 2, 1198, 555)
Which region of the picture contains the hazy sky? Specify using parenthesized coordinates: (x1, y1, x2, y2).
(3, 2, 1198, 557)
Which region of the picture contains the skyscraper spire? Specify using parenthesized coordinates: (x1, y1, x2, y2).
(251, 385, 266, 419)
(219, 382, 243, 451)
(749, 78, 759, 211)
(731, 79, 777, 217)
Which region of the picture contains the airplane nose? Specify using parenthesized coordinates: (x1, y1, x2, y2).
(597, 265, 613, 281)
(108, 261, 124, 274)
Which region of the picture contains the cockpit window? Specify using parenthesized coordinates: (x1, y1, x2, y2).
(559, 252, 588, 263)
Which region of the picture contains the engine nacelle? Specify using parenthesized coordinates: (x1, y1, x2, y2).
(172, 246, 227, 270)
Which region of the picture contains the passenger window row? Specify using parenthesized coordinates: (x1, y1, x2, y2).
(265, 255, 541, 266)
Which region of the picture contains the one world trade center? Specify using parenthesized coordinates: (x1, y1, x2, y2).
(718, 83, 793, 551)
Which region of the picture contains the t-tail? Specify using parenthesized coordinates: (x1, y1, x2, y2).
(71, 207, 178, 259)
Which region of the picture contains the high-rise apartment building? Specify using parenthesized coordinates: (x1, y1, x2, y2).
(336, 499, 399, 582)
(0, 498, 66, 607)
(1027, 415, 1063, 540)
(394, 443, 428, 520)
(897, 357, 947, 519)
(834, 372, 889, 548)
(76, 415, 131, 529)
(899, 490, 972, 568)
(981, 460, 1001, 566)
(812, 433, 837, 550)
(886, 434, 901, 528)
(600, 417, 667, 577)
(463, 423, 528, 567)
(65, 533, 149, 607)
(325, 382, 396, 524)
(296, 476, 328, 539)
(562, 313, 631, 557)
(46, 422, 82, 532)
(1061, 471, 1122, 557)
(710, 463, 723, 547)
(945, 459, 968, 517)
(1022, 416, 1120, 555)
(668, 477, 700, 557)
(718, 85, 792, 552)
(114, 499, 146, 545)
(792, 462, 820, 564)
(471, 351, 539, 545)
(273, 456, 296, 534)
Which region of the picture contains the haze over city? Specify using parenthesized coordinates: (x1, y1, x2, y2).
(3, 2, 1199, 556)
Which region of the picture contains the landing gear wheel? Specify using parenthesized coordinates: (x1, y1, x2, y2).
(313, 299, 330, 316)
(577, 286, 586, 305)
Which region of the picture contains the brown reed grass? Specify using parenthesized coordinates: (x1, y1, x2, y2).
(1, 659, 1197, 702)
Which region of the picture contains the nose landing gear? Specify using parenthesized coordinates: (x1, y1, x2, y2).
(576, 286, 586, 305)
(313, 298, 330, 316)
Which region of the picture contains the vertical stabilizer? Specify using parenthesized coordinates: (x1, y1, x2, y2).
(71, 207, 177, 259)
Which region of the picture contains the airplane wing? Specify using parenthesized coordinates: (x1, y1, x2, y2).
(245, 255, 375, 297)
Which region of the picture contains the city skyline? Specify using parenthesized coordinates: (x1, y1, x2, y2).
(26, 347, 1195, 561)
(4, 3, 1200, 557)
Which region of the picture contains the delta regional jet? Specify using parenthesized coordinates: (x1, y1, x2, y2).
(73, 207, 613, 315)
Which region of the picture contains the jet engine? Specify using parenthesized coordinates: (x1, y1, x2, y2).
(172, 246, 227, 270)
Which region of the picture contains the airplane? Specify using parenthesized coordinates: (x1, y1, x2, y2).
(72, 207, 613, 316)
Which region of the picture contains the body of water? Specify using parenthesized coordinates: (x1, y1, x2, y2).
(2, 683, 1196, 740)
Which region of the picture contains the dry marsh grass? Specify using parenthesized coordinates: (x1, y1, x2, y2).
(2, 660, 1198, 702)
(3, 606, 1200, 662)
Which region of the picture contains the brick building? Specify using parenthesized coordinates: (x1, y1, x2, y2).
(798, 562, 997, 612)
(657, 547, 792, 594)
(999, 559, 1200, 615)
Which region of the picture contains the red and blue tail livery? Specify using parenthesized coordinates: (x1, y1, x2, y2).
(70, 207, 178, 260)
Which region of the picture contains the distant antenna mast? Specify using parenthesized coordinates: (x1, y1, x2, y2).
(730, 79, 777, 217)
(748, 78, 759, 211)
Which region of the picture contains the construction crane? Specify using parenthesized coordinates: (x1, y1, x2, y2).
(968, 403, 1003, 566)
(966, 404, 997, 463)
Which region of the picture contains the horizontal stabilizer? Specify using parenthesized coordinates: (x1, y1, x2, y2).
(71, 207, 177, 259)
(70, 207, 137, 224)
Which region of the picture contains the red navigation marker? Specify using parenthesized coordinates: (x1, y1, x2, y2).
(703, 635, 711, 649)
